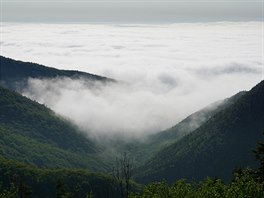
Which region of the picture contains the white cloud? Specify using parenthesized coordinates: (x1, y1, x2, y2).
(1, 22, 263, 138)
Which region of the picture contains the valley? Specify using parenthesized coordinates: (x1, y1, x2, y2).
(0, 56, 263, 197)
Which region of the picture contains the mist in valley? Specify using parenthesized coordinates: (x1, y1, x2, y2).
(1, 22, 262, 140)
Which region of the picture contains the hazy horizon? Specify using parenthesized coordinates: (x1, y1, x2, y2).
(2, 0, 262, 23)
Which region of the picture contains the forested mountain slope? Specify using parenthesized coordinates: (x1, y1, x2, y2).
(133, 91, 247, 162)
(0, 156, 133, 198)
(0, 85, 108, 171)
(0, 56, 114, 91)
(136, 80, 264, 183)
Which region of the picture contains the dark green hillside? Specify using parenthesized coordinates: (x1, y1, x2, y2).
(126, 91, 246, 166)
(150, 91, 246, 146)
(136, 91, 246, 161)
(0, 157, 138, 198)
(137, 80, 264, 183)
(0, 56, 114, 91)
(0, 85, 108, 171)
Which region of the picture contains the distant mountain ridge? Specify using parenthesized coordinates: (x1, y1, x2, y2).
(0, 56, 114, 91)
(136, 80, 264, 183)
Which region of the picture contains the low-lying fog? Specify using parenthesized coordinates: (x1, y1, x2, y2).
(1, 22, 263, 138)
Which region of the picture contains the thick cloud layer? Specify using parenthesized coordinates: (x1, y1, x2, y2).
(1, 22, 263, 138)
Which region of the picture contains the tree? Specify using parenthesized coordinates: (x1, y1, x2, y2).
(56, 179, 71, 198)
(9, 173, 32, 198)
(112, 152, 133, 198)
(253, 132, 264, 182)
(0, 182, 18, 198)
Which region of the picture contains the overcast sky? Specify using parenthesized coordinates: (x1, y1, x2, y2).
(1, 0, 262, 23)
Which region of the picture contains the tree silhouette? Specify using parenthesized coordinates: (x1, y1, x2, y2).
(254, 132, 264, 182)
(112, 152, 133, 198)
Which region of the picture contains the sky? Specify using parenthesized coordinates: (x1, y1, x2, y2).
(1, 22, 263, 138)
(1, 0, 263, 23)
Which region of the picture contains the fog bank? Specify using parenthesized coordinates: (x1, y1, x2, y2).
(1, 22, 262, 138)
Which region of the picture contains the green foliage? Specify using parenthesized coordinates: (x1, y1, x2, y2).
(0, 183, 18, 198)
(253, 132, 264, 182)
(0, 85, 111, 171)
(121, 92, 246, 168)
(1, 157, 263, 198)
(0, 157, 139, 198)
(140, 180, 170, 198)
(143, 91, 246, 158)
(130, 172, 264, 198)
(137, 81, 264, 183)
